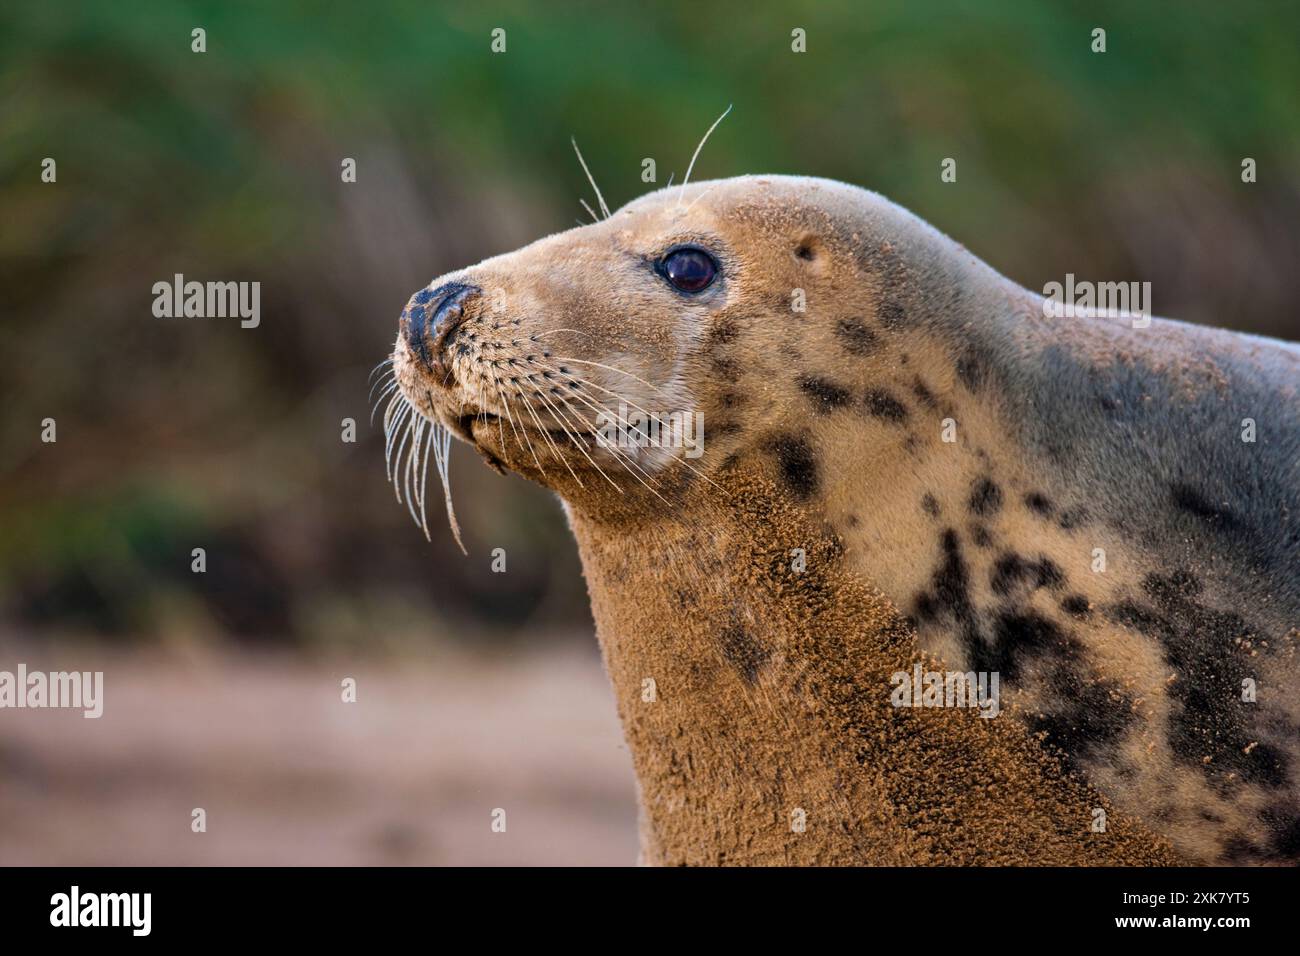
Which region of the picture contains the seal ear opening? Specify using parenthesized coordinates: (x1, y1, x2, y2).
(794, 234, 822, 262)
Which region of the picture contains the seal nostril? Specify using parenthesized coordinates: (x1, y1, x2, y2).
(430, 283, 478, 341)
(403, 282, 482, 374)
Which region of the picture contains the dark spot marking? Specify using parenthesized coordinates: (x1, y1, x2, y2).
(864, 389, 908, 423)
(990, 553, 1065, 596)
(1024, 492, 1054, 518)
(911, 543, 1133, 773)
(795, 243, 815, 261)
(971, 525, 993, 548)
(877, 300, 906, 328)
(972, 610, 1061, 682)
(955, 346, 991, 392)
(711, 356, 741, 381)
(911, 377, 937, 409)
(1261, 806, 1300, 861)
(708, 316, 740, 347)
(921, 493, 941, 517)
(798, 375, 852, 414)
(719, 622, 769, 684)
(719, 390, 745, 409)
(836, 319, 878, 355)
(1061, 594, 1092, 619)
(1027, 659, 1134, 772)
(911, 533, 1128, 770)
(1110, 570, 1286, 788)
(1096, 394, 1123, 418)
(1058, 507, 1088, 531)
(1035, 557, 1065, 589)
(912, 529, 980, 653)
(968, 477, 1003, 516)
(1222, 835, 1261, 863)
(767, 434, 818, 500)
(1171, 483, 1241, 529)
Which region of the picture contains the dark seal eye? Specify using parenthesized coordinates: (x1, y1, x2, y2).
(659, 247, 718, 293)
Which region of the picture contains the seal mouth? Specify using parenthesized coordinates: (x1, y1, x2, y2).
(447, 409, 515, 453)
(458, 409, 596, 449)
(453, 411, 498, 443)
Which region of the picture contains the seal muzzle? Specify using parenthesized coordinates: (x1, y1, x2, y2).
(401, 281, 480, 379)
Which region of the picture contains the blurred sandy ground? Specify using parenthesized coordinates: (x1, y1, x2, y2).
(0, 642, 639, 866)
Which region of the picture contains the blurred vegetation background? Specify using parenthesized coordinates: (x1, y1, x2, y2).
(2, 0, 1298, 652)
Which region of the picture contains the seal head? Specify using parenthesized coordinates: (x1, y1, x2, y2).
(391, 175, 949, 502)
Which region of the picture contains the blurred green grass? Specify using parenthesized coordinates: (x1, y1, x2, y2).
(2, 1, 1298, 648)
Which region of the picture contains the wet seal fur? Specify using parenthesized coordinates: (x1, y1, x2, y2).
(388, 175, 1299, 865)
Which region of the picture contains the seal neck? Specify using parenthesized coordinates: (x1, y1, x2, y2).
(566, 466, 1176, 865)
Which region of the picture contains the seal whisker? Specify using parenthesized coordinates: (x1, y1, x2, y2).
(555, 372, 669, 437)
(402, 415, 422, 517)
(382, 387, 406, 431)
(684, 181, 721, 215)
(551, 392, 671, 504)
(391, 411, 417, 504)
(488, 376, 533, 468)
(518, 389, 584, 488)
(497, 381, 548, 476)
(532, 328, 597, 340)
(563, 375, 723, 495)
(533, 385, 627, 495)
(370, 380, 399, 423)
(542, 371, 684, 494)
(408, 415, 426, 517)
(520, 391, 580, 484)
(556, 373, 660, 431)
(579, 199, 599, 224)
(534, 369, 669, 491)
(381, 388, 404, 435)
(369, 366, 396, 400)
(571, 137, 611, 219)
(676, 104, 732, 208)
(470, 376, 509, 468)
(547, 355, 676, 399)
(485, 376, 509, 452)
(476, 381, 496, 435)
(398, 414, 413, 505)
(370, 372, 396, 404)
(383, 398, 410, 480)
(417, 418, 433, 541)
(419, 391, 466, 555)
(384, 401, 412, 482)
(563, 372, 727, 495)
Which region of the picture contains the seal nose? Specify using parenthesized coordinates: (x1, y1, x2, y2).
(403, 282, 480, 374)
